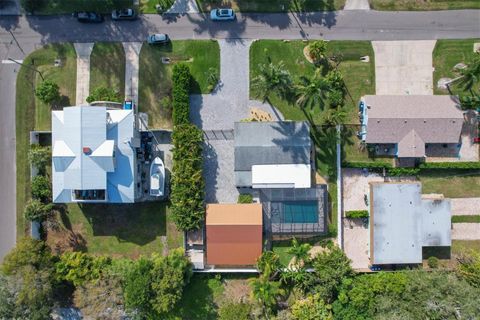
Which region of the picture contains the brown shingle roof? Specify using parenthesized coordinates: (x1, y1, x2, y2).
(364, 95, 464, 157)
(206, 204, 263, 266)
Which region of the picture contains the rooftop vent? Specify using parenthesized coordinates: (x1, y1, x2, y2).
(83, 147, 92, 154)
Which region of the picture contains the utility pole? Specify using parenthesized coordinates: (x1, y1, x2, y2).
(8, 58, 45, 81)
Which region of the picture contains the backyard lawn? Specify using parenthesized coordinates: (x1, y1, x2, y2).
(16, 43, 77, 238)
(419, 170, 480, 198)
(370, 0, 480, 10)
(31, 0, 132, 14)
(90, 42, 126, 99)
(432, 39, 480, 95)
(138, 40, 220, 129)
(196, 0, 346, 12)
(46, 202, 183, 258)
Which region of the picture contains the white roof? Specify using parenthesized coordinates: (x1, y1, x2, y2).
(52, 106, 136, 203)
(251, 164, 311, 189)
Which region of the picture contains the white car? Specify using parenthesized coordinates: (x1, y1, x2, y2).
(210, 8, 235, 21)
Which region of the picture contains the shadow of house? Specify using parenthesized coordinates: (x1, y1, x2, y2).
(202, 141, 219, 203)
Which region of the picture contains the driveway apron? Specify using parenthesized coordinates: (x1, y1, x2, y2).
(123, 42, 143, 104)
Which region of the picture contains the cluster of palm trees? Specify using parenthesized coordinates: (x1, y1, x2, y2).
(451, 52, 480, 110)
(251, 40, 348, 126)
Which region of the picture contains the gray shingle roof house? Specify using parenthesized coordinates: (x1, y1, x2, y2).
(361, 95, 464, 158)
(369, 182, 451, 265)
(52, 106, 138, 203)
(234, 121, 312, 188)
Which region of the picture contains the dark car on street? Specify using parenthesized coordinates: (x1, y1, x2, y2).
(75, 11, 104, 23)
(147, 34, 170, 45)
(111, 8, 137, 20)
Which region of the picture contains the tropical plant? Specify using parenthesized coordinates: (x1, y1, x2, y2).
(206, 67, 219, 92)
(323, 107, 347, 126)
(308, 40, 328, 64)
(454, 52, 480, 93)
(172, 63, 192, 126)
(459, 91, 480, 110)
(249, 276, 284, 319)
(291, 293, 333, 320)
(24, 199, 53, 221)
(287, 238, 312, 267)
(123, 257, 154, 318)
(55, 252, 111, 287)
(324, 70, 344, 92)
(86, 86, 121, 103)
(28, 145, 51, 174)
(35, 80, 60, 104)
(256, 251, 282, 278)
(252, 61, 293, 101)
(31, 175, 51, 202)
(295, 69, 331, 110)
(427, 256, 439, 269)
(327, 89, 344, 108)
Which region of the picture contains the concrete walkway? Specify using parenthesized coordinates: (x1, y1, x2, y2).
(344, 0, 370, 10)
(74, 43, 94, 105)
(452, 223, 480, 240)
(123, 42, 143, 104)
(166, 0, 199, 14)
(372, 40, 436, 95)
(451, 198, 480, 216)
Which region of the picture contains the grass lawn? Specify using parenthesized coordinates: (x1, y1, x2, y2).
(452, 240, 480, 256)
(32, 0, 132, 14)
(433, 39, 480, 95)
(371, 0, 480, 10)
(139, 0, 173, 13)
(196, 0, 346, 12)
(15, 43, 77, 238)
(419, 170, 480, 198)
(90, 42, 126, 99)
(139, 40, 220, 129)
(47, 202, 182, 258)
(452, 215, 480, 223)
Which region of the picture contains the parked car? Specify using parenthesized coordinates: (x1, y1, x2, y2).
(75, 11, 104, 23)
(147, 33, 170, 45)
(210, 8, 235, 21)
(111, 8, 136, 20)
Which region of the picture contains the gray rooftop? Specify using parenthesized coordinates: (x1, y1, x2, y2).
(234, 121, 311, 187)
(370, 182, 451, 265)
(364, 95, 464, 158)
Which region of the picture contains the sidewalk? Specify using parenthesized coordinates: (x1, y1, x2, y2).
(74, 43, 94, 105)
(123, 42, 142, 105)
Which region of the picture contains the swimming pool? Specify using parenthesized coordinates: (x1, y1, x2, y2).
(282, 201, 318, 223)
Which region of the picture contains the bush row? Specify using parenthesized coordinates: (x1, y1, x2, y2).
(386, 167, 421, 176)
(342, 161, 392, 169)
(172, 64, 191, 126)
(171, 124, 205, 231)
(419, 162, 480, 170)
(345, 210, 369, 218)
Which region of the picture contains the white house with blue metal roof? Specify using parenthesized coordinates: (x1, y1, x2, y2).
(52, 105, 139, 203)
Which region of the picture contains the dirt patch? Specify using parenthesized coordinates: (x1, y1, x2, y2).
(46, 221, 87, 255)
(222, 279, 251, 304)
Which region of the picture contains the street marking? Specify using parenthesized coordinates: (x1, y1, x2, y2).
(1, 59, 23, 64)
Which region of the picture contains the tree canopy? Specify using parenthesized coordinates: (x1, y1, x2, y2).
(35, 80, 60, 104)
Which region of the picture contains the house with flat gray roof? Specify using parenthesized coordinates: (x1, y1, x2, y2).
(360, 95, 464, 159)
(234, 121, 312, 188)
(52, 105, 139, 203)
(369, 182, 451, 265)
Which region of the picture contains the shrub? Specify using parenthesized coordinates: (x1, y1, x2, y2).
(24, 199, 53, 221)
(31, 175, 51, 202)
(160, 96, 172, 112)
(427, 256, 439, 269)
(86, 86, 121, 103)
(28, 145, 51, 174)
(172, 63, 191, 126)
(35, 80, 60, 104)
(206, 67, 219, 92)
(55, 252, 111, 287)
(345, 210, 369, 219)
(291, 293, 333, 320)
(308, 40, 328, 63)
(342, 161, 392, 169)
(170, 124, 205, 231)
(456, 250, 480, 287)
(218, 301, 251, 320)
(238, 194, 253, 204)
(387, 167, 420, 177)
(418, 162, 480, 170)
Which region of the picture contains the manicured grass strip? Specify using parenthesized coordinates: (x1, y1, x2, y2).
(432, 39, 480, 95)
(196, 0, 346, 12)
(138, 40, 219, 129)
(418, 170, 480, 198)
(90, 42, 126, 99)
(33, 0, 132, 14)
(452, 215, 480, 223)
(16, 43, 77, 239)
(371, 0, 480, 11)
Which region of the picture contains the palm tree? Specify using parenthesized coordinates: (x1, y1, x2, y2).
(324, 107, 348, 126)
(459, 91, 480, 110)
(252, 61, 293, 102)
(287, 238, 312, 267)
(450, 53, 480, 93)
(256, 251, 282, 279)
(295, 69, 331, 110)
(249, 276, 284, 319)
(308, 40, 328, 64)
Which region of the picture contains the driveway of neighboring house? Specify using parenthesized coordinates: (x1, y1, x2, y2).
(452, 223, 480, 240)
(344, 0, 370, 10)
(451, 198, 480, 216)
(342, 168, 384, 212)
(343, 218, 370, 270)
(372, 40, 436, 95)
(74, 43, 94, 105)
(166, 0, 199, 14)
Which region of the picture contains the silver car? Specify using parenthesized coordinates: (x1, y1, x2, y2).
(147, 33, 170, 45)
(210, 8, 235, 21)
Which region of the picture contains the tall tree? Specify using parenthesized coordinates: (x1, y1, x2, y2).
(295, 69, 331, 110)
(249, 276, 284, 319)
(455, 52, 480, 93)
(291, 293, 333, 320)
(252, 61, 293, 101)
(287, 238, 312, 267)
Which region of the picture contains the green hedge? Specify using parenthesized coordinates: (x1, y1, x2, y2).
(172, 63, 191, 126)
(387, 168, 420, 176)
(342, 161, 392, 169)
(170, 124, 205, 231)
(452, 215, 480, 223)
(238, 194, 253, 204)
(345, 210, 369, 218)
(419, 162, 480, 170)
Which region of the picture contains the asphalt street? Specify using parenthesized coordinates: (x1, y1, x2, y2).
(0, 9, 479, 260)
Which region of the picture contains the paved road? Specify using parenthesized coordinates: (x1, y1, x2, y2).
(0, 9, 479, 260)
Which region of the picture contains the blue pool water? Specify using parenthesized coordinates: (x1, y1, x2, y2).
(282, 201, 318, 223)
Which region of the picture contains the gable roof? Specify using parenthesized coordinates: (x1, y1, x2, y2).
(364, 95, 464, 157)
